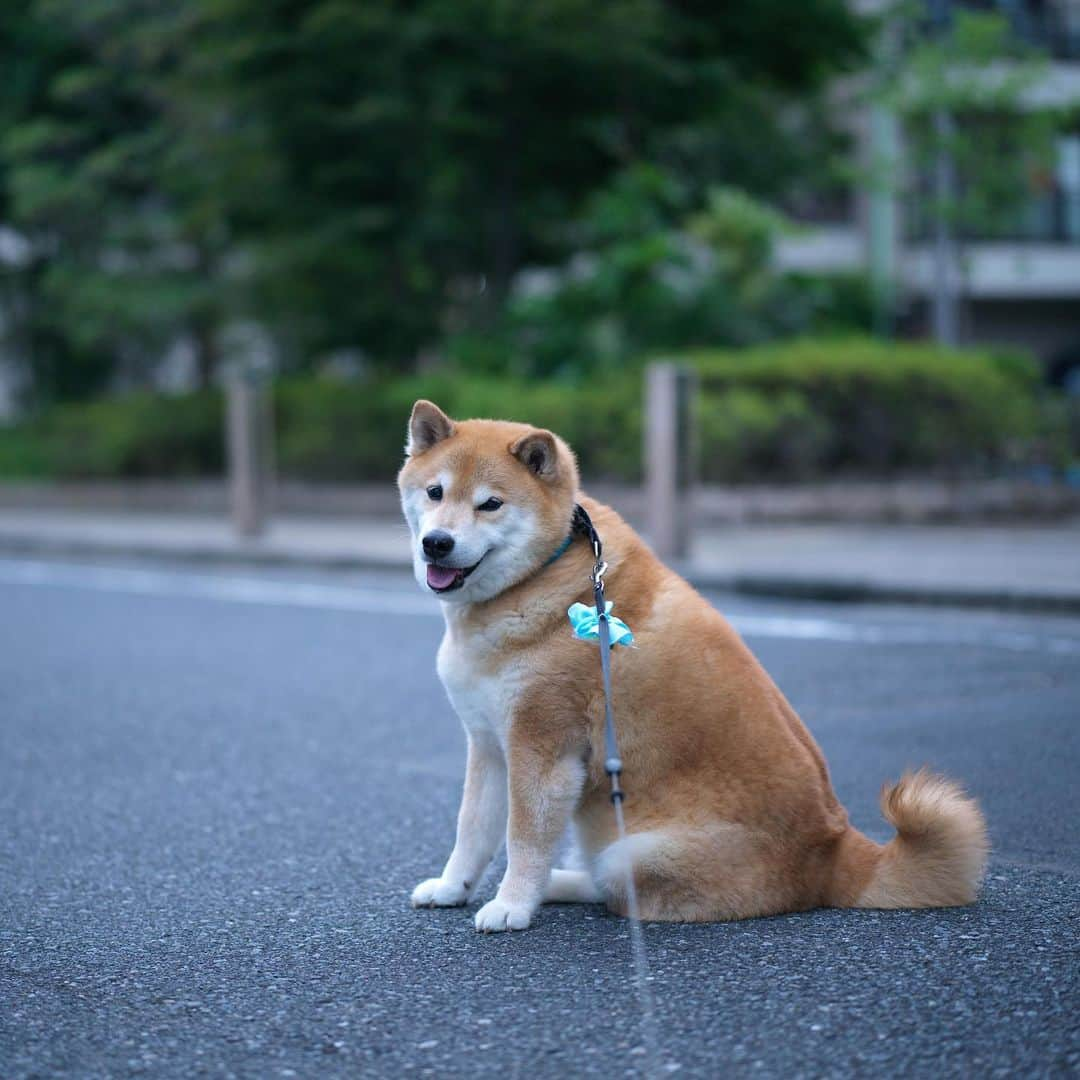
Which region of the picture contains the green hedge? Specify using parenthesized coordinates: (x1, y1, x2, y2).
(275, 374, 641, 483)
(0, 338, 1047, 485)
(691, 338, 1041, 481)
(0, 391, 224, 480)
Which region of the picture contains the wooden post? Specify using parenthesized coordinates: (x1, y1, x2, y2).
(645, 363, 696, 561)
(226, 366, 273, 537)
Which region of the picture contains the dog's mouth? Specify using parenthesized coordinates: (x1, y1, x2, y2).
(425, 556, 484, 594)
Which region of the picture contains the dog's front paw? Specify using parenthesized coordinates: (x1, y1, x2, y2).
(411, 877, 470, 908)
(474, 897, 533, 933)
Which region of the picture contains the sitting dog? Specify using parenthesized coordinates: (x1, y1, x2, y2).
(398, 400, 988, 932)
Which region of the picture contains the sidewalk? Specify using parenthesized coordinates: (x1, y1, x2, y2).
(1, 506, 1078, 613)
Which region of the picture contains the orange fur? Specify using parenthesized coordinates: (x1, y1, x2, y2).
(399, 404, 990, 926)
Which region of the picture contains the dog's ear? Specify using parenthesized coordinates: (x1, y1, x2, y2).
(407, 400, 455, 456)
(510, 430, 560, 481)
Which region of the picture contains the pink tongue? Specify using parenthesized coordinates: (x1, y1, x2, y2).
(426, 564, 460, 590)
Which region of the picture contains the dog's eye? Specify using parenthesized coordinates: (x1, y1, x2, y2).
(477, 497, 503, 512)
(426, 485, 443, 502)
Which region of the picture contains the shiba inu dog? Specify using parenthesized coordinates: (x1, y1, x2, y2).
(398, 400, 989, 932)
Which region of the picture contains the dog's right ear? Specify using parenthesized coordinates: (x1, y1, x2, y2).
(406, 400, 455, 456)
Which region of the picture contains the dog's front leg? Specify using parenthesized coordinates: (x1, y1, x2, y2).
(411, 731, 507, 908)
(475, 747, 585, 933)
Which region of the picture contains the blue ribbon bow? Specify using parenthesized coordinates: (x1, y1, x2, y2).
(567, 601, 634, 646)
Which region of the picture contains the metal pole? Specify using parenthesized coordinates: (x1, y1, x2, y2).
(226, 367, 271, 537)
(258, 370, 276, 522)
(867, 8, 902, 339)
(928, 0, 959, 346)
(645, 363, 696, 562)
(868, 100, 899, 339)
(931, 106, 959, 346)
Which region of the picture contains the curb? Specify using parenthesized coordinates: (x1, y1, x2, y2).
(678, 566, 1080, 616)
(3, 478, 1079, 523)
(2, 533, 1079, 616)
(0, 534, 402, 572)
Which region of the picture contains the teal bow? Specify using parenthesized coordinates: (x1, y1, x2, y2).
(568, 601, 634, 646)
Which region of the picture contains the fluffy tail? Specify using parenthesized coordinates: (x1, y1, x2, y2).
(838, 770, 989, 909)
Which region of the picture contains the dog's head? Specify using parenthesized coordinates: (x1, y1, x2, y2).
(397, 400, 579, 603)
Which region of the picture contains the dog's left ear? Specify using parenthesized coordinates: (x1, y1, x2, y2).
(510, 430, 560, 481)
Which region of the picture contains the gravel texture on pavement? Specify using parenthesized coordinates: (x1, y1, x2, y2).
(1, 561, 1077, 1077)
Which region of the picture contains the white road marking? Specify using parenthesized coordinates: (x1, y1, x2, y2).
(0, 558, 438, 616)
(730, 614, 1080, 656)
(1, 557, 1078, 656)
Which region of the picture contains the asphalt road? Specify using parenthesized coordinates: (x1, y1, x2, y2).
(1, 556, 1078, 1078)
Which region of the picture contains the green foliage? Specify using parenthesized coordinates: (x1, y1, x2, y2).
(0, 339, 1049, 485)
(797, 273, 876, 337)
(686, 188, 792, 278)
(1034, 394, 1080, 472)
(0, 391, 223, 478)
(455, 171, 856, 380)
(690, 338, 1041, 480)
(874, 6, 1059, 242)
(201, 0, 865, 367)
(0, 0, 868, 401)
(0, 1, 235, 404)
(276, 375, 641, 484)
(696, 388, 833, 482)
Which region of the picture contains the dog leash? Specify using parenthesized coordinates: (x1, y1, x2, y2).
(567, 504, 625, 807)
(565, 503, 662, 1073)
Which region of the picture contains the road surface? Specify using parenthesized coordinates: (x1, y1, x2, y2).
(1, 557, 1077, 1077)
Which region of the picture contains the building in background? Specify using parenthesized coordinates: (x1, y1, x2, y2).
(779, 0, 1080, 386)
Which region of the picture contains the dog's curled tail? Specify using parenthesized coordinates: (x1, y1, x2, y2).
(834, 770, 989, 910)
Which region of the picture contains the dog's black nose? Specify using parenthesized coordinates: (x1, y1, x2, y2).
(422, 530, 455, 559)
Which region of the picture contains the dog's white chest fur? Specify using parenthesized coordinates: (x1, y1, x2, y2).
(437, 626, 525, 747)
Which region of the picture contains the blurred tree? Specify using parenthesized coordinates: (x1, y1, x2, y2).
(870, 4, 1058, 343)
(178, 0, 868, 371)
(0, 1, 237, 405)
(453, 167, 842, 379)
(0, 0, 868, 399)
(0, 1, 116, 403)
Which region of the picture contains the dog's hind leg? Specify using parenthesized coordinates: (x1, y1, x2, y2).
(594, 824, 798, 922)
(543, 869, 602, 903)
